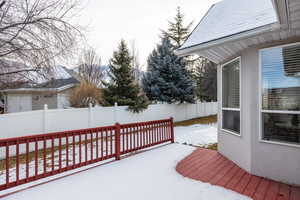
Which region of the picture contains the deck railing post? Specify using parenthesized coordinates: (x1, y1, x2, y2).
(43, 104, 48, 133)
(170, 117, 174, 143)
(115, 123, 121, 160)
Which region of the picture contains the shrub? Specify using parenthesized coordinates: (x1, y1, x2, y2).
(69, 81, 102, 108)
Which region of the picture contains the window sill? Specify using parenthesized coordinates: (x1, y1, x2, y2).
(221, 129, 241, 137)
(259, 139, 300, 149)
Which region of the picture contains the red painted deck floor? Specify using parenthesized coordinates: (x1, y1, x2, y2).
(176, 148, 300, 200)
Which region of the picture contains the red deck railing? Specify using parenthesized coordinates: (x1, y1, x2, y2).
(0, 118, 174, 191)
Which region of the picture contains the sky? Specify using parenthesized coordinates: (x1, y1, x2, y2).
(77, 0, 221, 70)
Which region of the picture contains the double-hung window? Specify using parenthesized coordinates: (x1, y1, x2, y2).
(222, 57, 241, 135)
(260, 43, 300, 145)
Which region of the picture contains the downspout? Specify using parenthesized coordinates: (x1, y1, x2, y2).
(272, 0, 290, 30)
(271, 0, 281, 24)
(285, 0, 291, 31)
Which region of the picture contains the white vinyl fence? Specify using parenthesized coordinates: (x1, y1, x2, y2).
(0, 102, 217, 139)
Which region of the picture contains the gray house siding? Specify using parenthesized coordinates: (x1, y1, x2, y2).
(57, 88, 72, 109)
(6, 93, 32, 113)
(32, 93, 58, 110)
(218, 43, 300, 185)
(218, 53, 252, 173)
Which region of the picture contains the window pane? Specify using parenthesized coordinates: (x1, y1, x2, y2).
(222, 59, 240, 108)
(261, 45, 300, 111)
(223, 110, 240, 134)
(262, 113, 300, 144)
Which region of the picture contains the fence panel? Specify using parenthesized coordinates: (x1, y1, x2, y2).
(0, 118, 174, 191)
(0, 111, 44, 138)
(0, 102, 217, 140)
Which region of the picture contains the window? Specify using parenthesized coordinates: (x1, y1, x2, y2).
(222, 57, 241, 135)
(260, 43, 300, 145)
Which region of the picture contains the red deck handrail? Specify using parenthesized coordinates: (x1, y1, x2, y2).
(0, 118, 174, 191)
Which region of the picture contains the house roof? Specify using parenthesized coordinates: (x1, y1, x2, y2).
(176, 0, 300, 64)
(179, 0, 278, 50)
(1, 65, 79, 93)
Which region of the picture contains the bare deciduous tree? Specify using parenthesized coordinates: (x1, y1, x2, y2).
(0, 0, 83, 77)
(77, 47, 104, 87)
(130, 40, 143, 83)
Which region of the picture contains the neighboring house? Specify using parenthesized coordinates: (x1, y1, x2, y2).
(1, 66, 79, 113)
(176, 0, 300, 185)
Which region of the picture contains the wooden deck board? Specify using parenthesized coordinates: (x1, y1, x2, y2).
(176, 148, 300, 200)
(252, 178, 270, 200)
(291, 186, 300, 200)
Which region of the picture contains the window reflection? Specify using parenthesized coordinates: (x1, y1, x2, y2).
(263, 113, 300, 144)
(261, 45, 300, 111)
(223, 110, 240, 134)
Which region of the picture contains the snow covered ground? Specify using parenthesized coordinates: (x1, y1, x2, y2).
(2, 144, 250, 200)
(0, 139, 114, 184)
(175, 123, 217, 147)
(0, 123, 249, 200)
(0, 123, 218, 185)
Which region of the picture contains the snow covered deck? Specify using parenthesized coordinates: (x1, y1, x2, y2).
(176, 148, 300, 200)
(0, 144, 250, 200)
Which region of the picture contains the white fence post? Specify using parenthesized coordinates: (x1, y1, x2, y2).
(88, 103, 93, 128)
(114, 102, 118, 123)
(195, 102, 199, 118)
(43, 104, 48, 133)
(184, 103, 188, 120)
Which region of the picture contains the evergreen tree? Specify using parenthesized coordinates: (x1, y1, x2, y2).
(162, 6, 193, 48)
(142, 37, 195, 104)
(162, 6, 197, 79)
(163, 7, 217, 102)
(102, 40, 149, 113)
(193, 59, 217, 102)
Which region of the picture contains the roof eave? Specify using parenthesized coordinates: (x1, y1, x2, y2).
(1, 84, 76, 93)
(175, 22, 281, 58)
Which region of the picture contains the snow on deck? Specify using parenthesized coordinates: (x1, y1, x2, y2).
(175, 124, 217, 147)
(2, 144, 250, 200)
(0, 124, 218, 185)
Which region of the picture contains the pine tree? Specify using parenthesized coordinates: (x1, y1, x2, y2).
(102, 40, 149, 113)
(162, 6, 193, 48)
(163, 7, 217, 102)
(163, 6, 197, 80)
(142, 37, 195, 104)
(193, 59, 217, 102)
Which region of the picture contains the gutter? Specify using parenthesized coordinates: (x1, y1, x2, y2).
(175, 22, 281, 57)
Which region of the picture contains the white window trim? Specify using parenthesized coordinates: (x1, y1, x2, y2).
(221, 57, 242, 137)
(258, 42, 300, 148)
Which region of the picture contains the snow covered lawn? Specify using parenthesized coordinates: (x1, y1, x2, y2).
(175, 124, 217, 147)
(2, 144, 250, 200)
